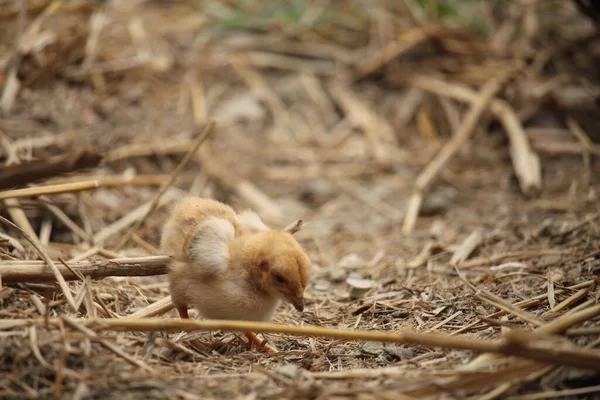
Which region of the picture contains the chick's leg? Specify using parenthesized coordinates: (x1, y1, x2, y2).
(244, 331, 278, 353)
(174, 304, 223, 351)
(176, 305, 189, 319)
(174, 303, 273, 353)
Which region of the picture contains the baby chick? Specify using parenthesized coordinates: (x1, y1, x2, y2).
(160, 197, 312, 352)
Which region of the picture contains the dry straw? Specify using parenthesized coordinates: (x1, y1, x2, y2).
(8, 313, 599, 372)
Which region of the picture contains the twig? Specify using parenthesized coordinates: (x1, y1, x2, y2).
(547, 276, 556, 309)
(41, 196, 92, 243)
(106, 142, 190, 162)
(1, 0, 62, 115)
(452, 280, 595, 335)
(0, 147, 103, 190)
(450, 229, 483, 266)
(0, 256, 170, 283)
(129, 296, 174, 318)
(28, 326, 81, 380)
(0, 216, 78, 311)
(560, 299, 597, 318)
(493, 337, 600, 399)
(535, 304, 600, 336)
(229, 55, 288, 136)
(3, 198, 39, 241)
(427, 311, 463, 332)
(557, 213, 600, 238)
(401, 193, 422, 238)
(54, 319, 67, 400)
(237, 51, 339, 76)
(115, 121, 215, 250)
(506, 384, 600, 400)
(565, 117, 593, 185)
(402, 73, 541, 196)
(352, 26, 432, 81)
(22, 317, 600, 371)
(310, 352, 443, 379)
(61, 317, 153, 373)
(93, 189, 181, 244)
(402, 73, 509, 234)
(189, 71, 206, 126)
(460, 249, 569, 269)
(332, 178, 404, 220)
(530, 139, 600, 156)
(466, 304, 600, 370)
(11, 130, 81, 154)
(545, 288, 589, 314)
(131, 233, 161, 255)
(399, 362, 543, 398)
(79, 11, 106, 75)
(328, 81, 394, 164)
(566, 326, 600, 337)
(476, 290, 544, 328)
(48, 174, 170, 187)
(0, 181, 101, 201)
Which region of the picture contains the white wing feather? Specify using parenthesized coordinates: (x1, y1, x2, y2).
(188, 217, 235, 277)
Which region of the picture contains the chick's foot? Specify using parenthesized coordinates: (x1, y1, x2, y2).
(244, 331, 279, 353)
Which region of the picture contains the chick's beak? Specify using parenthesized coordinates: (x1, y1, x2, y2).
(292, 298, 304, 313)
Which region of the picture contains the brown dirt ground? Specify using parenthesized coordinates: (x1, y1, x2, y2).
(1, 1, 600, 399)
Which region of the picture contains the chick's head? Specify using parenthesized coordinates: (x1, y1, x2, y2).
(240, 231, 312, 312)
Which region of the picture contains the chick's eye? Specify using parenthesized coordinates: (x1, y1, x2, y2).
(273, 273, 287, 284)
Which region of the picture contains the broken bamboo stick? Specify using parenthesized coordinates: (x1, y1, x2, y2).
(0, 256, 170, 283)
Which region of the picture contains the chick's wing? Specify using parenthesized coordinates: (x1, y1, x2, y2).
(188, 216, 235, 277)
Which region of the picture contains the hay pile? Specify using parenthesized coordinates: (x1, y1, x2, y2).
(1, 1, 599, 398)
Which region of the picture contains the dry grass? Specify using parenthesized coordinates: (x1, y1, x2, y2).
(1, 0, 600, 399)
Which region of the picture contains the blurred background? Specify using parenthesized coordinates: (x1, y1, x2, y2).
(1, 0, 600, 398)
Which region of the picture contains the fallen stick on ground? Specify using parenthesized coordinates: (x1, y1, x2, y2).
(48, 174, 170, 187)
(41, 195, 92, 243)
(460, 249, 569, 269)
(352, 26, 433, 81)
(464, 303, 600, 370)
(0, 180, 101, 201)
(403, 73, 541, 196)
(476, 289, 545, 328)
(3, 198, 39, 242)
(450, 229, 483, 266)
(0, 256, 170, 283)
(129, 296, 174, 318)
(2, 160, 174, 196)
(328, 81, 393, 164)
(62, 317, 153, 373)
(0, 146, 103, 190)
(93, 188, 182, 244)
(0, 215, 78, 312)
(6, 316, 600, 371)
(402, 72, 510, 234)
(10, 130, 81, 154)
(106, 142, 190, 162)
(115, 121, 216, 250)
(452, 280, 595, 335)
